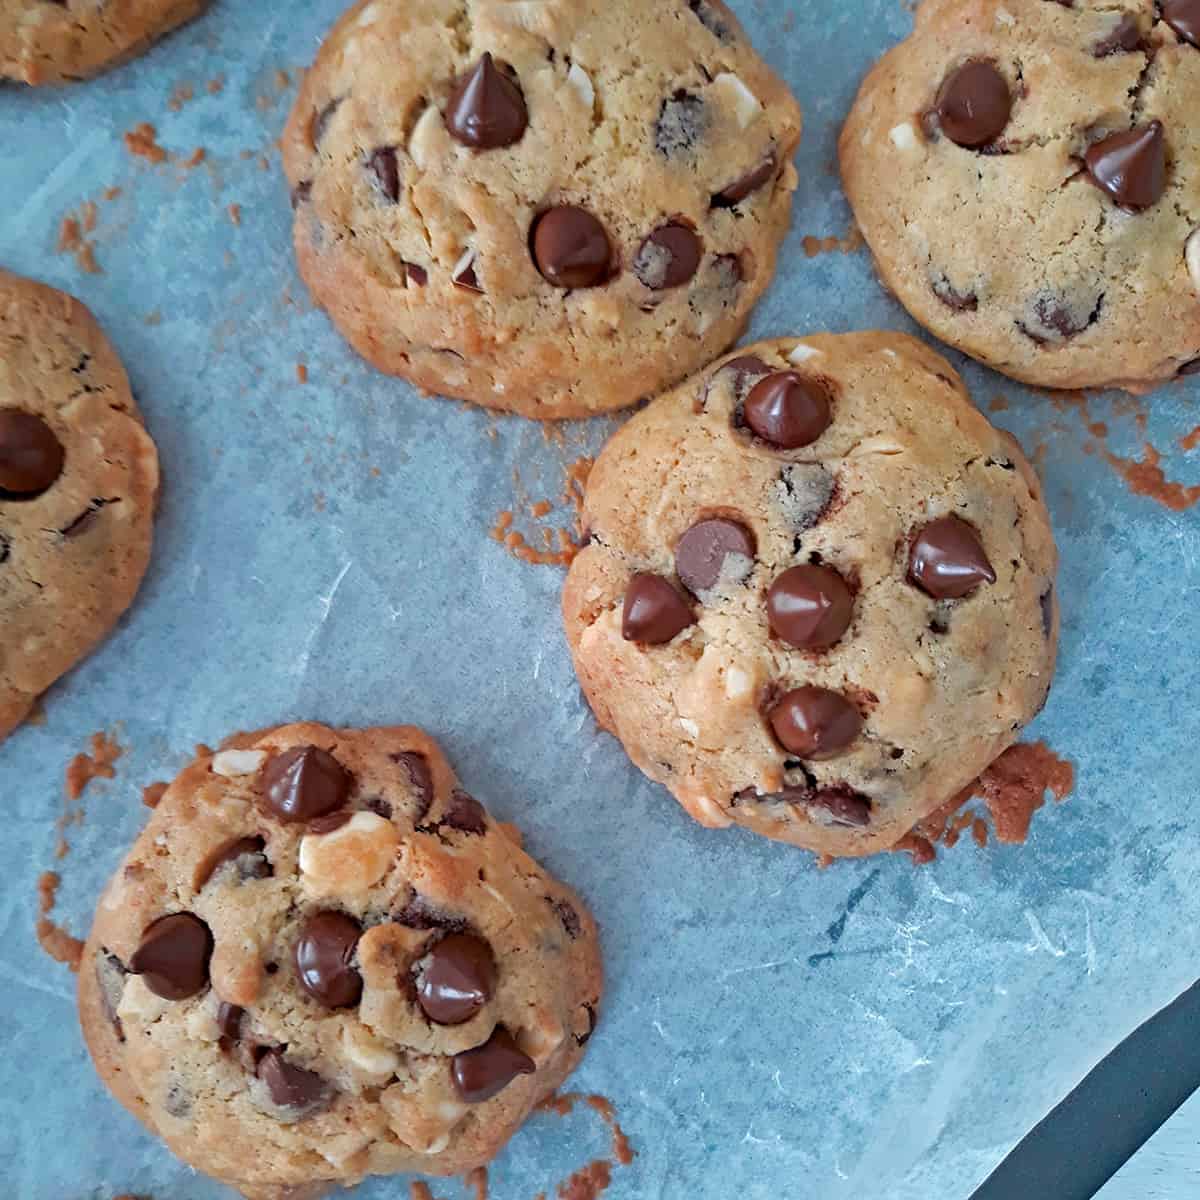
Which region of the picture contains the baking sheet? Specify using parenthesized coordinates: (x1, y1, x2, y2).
(1, 2, 1198, 1197)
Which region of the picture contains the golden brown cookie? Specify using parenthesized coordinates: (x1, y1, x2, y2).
(79, 723, 603, 1200)
(840, 0, 1200, 392)
(0, 268, 158, 741)
(562, 333, 1058, 858)
(281, 0, 802, 418)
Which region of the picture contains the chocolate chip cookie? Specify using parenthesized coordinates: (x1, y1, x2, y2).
(0, 269, 158, 742)
(78, 724, 602, 1200)
(280, 0, 802, 418)
(840, 0, 1200, 392)
(562, 333, 1058, 858)
(0, 0, 208, 85)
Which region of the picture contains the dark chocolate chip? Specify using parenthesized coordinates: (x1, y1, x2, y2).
(404, 262, 428, 287)
(1179, 356, 1200, 376)
(0, 533, 9, 565)
(453, 255, 484, 293)
(768, 687, 862, 759)
(0, 410, 65, 497)
(452, 1027, 535, 1103)
(712, 151, 777, 207)
(767, 565, 854, 650)
(1164, 0, 1200, 47)
(59, 497, 114, 539)
(633, 223, 702, 290)
(310, 98, 342, 150)
(1084, 121, 1166, 211)
(621, 573, 695, 644)
(576, 1002, 598, 1045)
(550, 898, 582, 939)
(688, 0, 734, 41)
(674, 518, 755, 594)
(655, 90, 708, 158)
(129, 913, 213, 1001)
(294, 911, 363, 1009)
(934, 60, 1012, 148)
(908, 516, 996, 599)
(443, 789, 487, 834)
(262, 746, 352, 823)
(742, 371, 832, 449)
(722, 356, 771, 390)
(1040, 586, 1055, 637)
(291, 180, 312, 208)
(366, 146, 400, 201)
(1019, 292, 1104, 344)
(256, 1049, 329, 1110)
(531, 207, 612, 289)
(363, 796, 394, 819)
(307, 811, 352, 835)
(736, 783, 871, 827)
(417, 933, 496, 1025)
(197, 835, 271, 888)
(393, 751, 432, 817)
(932, 276, 978, 312)
(394, 895, 466, 932)
(777, 463, 837, 533)
(217, 1002, 245, 1052)
(1093, 14, 1142, 56)
(445, 54, 528, 149)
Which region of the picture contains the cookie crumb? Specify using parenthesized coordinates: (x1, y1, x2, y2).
(207, 75, 225, 94)
(556, 1160, 612, 1200)
(1102, 443, 1200, 512)
(103, 186, 123, 202)
(167, 82, 194, 111)
(182, 146, 207, 168)
(410, 1183, 444, 1200)
(534, 1093, 635, 1195)
(144, 310, 163, 326)
(464, 1167, 488, 1200)
(296, 362, 309, 383)
(124, 122, 168, 164)
(142, 781, 169, 809)
(36, 871, 83, 972)
(228, 203, 242, 226)
(66, 730, 124, 802)
(1181, 426, 1200, 452)
(585, 1095, 635, 1166)
(801, 225, 864, 259)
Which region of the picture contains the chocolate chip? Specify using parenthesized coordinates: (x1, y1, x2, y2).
(60, 497, 114, 539)
(217, 1002, 245, 1052)
(0, 534, 9, 565)
(674, 518, 755, 594)
(366, 146, 400, 201)
(96, 950, 128, 1041)
(1179, 356, 1200, 376)
(394, 895, 466, 932)
(908, 516, 996, 599)
(550, 898, 582, 939)
(453, 254, 484, 293)
(363, 796, 393, 819)
(0, 410, 65, 497)
(1018, 292, 1104, 344)
(531, 207, 612, 289)
(1093, 14, 1142, 56)
(722, 356, 771, 391)
(416, 933, 496, 1025)
(308, 811, 352, 835)
(737, 783, 871, 827)
(129, 913, 213, 1001)
(742, 372, 832, 449)
(622, 573, 695, 644)
(310, 98, 342, 150)
(294, 911, 363, 1009)
(767, 565, 853, 650)
(445, 54, 528, 149)
(576, 1002, 598, 1045)
(404, 262, 428, 287)
(262, 746, 352, 823)
(768, 687, 862, 759)
(1084, 121, 1166, 211)
(655, 90, 707, 157)
(291, 180, 312, 208)
(1040, 586, 1055, 637)
(197, 835, 271, 888)
(257, 1049, 329, 1110)
(444, 789, 487, 834)
(393, 751, 432, 818)
(712, 151, 776, 208)
(932, 276, 978, 312)
(933, 60, 1012, 148)
(452, 1027, 535, 1103)
(634, 223, 702, 290)
(688, 0, 733, 40)
(1164, 0, 1200, 47)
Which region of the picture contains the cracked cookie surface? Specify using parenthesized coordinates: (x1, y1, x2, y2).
(840, 0, 1200, 392)
(0, 0, 207, 85)
(562, 333, 1058, 858)
(0, 268, 158, 742)
(280, 0, 802, 418)
(78, 723, 602, 1200)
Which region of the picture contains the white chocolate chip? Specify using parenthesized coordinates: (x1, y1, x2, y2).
(408, 104, 442, 170)
(995, 7, 1015, 26)
(342, 1023, 401, 1078)
(117, 975, 169, 1024)
(787, 343, 821, 364)
(211, 749, 266, 778)
(889, 122, 918, 152)
(523, 1015, 565, 1066)
(186, 1005, 221, 1043)
(422, 1134, 451, 1156)
(565, 62, 595, 110)
(711, 72, 763, 130)
(679, 717, 700, 739)
(849, 436, 905, 457)
(1187, 229, 1200, 296)
(355, 2, 379, 27)
(724, 667, 752, 700)
(299, 811, 400, 895)
(452, 247, 477, 286)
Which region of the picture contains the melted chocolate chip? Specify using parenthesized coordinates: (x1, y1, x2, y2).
(1179, 356, 1200, 377)
(0, 534, 9, 565)
(722, 356, 771, 390)
(310, 98, 342, 150)
(621, 573, 694, 644)
(768, 687, 862, 759)
(767, 565, 854, 650)
(363, 796, 394, 819)
(307, 811, 352, 835)
(550, 898, 582, 939)
(1018, 292, 1104, 344)
(197, 835, 271, 888)
(442, 789, 487, 834)
(932, 276, 978, 312)
(366, 146, 400, 202)
(452, 1027, 535, 1103)
(576, 1002, 598, 1045)
(1164, 0, 1200, 47)
(712, 151, 777, 208)
(261, 746, 352, 823)
(446, 54, 528, 149)
(1040, 586, 1055, 637)
(1093, 14, 1142, 56)
(217, 1002, 245, 1052)
(908, 516, 996, 599)
(294, 912, 363, 1009)
(257, 1049, 329, 1110)
(742, 372, 832, 449)
(736, 783, 871, 827)
(655, 90, 707, 158)
(417, 933, 496, 1025)
(634, 223, 702, 290)
(777, 464, 837, 533)
(404, 262, 428, 287)
(291, 180, 312, 208)
(394, 896, 466, 932)
(0, 410, 65, 497)
(1084, 121, 1166, 211)
(531, 207, 612, 289)
(674, 518, 755, 594)
(933, 60, 1012, 148)
(59, 497, 114, 539)
(393, 750, 432, 819)
(688, 0, 733, 40)
(129, 913, 213, 1001)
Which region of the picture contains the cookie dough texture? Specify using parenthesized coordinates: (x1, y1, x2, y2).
(562, 333, 1058, 858)
(840, 0, 1200, 391)
(281, 0, 802, 418)
(79, 724, 602, 1200)
(0, 269, 158, 741)
(0, 0, 207, 85)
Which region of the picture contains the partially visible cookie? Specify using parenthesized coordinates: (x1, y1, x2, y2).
(0, 269, 158, 741)
(562, 333, 1058, 858)
(840, 0, 1200, 392)
(0, 0, 207, 85)
(79, 723, 603, 1200)
(281, 0, 802, 418)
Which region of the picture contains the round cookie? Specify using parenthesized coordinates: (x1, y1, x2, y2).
(562, 333, 1058, 858)
(840, 0, 1200, 392)
(78, 723, 603, 1200)
(0, 0, 208, 85)
(280, 0, 802, 418)
(0, 268, 158, 741)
